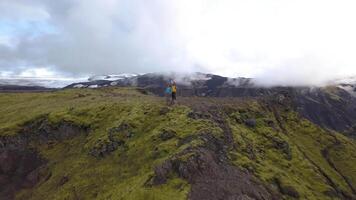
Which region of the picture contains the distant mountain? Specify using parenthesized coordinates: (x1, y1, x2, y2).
(62, 73, 356, 139)
(65, 72, 255, 94)
(2, 73, 356, 138)
(0, 85, 53, 92)
(0, 77, 86, 89)
(0, 74, 139, 91)
(64, 72, 356, 102)
(3, 73, 356, 96)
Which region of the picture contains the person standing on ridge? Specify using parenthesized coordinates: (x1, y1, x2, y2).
(164, 83, 172, 105)
(171, 81, 177, 105)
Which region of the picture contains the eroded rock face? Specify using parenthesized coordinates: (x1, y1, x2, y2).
(0, 149, 45, 199)
(187, 151, 275, 200)
(89, 123, 133, 158)
(293, 88, 356, 138)
(260, 87, 356, 138)
(0, 118, 88, 200)
(20, 118, 89, 143)
(150, 129, 280, 200)
(152, 147, 278, 200)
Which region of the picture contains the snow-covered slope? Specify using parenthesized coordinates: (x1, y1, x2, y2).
(88, 74, 139, 81)
(0, 77, 87, 88)
(0, 74, 138, 89)
(2, 73, 356, 93)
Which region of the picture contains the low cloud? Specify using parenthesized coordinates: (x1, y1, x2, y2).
(1, 0, 356, 86)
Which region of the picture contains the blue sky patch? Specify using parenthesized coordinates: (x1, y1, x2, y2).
(0, 19, 58, 38)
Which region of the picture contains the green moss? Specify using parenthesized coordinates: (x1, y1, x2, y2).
(1, 88, 356, 200)
(227, 103, 356, 199)
(0, 88, 223, 200)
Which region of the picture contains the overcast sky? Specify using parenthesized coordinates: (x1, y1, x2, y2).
(1, 0, 356, 85)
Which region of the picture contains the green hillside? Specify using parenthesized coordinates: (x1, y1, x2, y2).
(1, 88, 356, 200)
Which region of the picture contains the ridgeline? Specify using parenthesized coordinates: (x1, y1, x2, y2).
(1, 87, 356, 200)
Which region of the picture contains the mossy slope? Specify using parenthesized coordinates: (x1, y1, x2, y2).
(0, 88, 355, 200)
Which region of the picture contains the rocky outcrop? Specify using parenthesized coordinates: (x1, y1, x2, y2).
(292, 87, 356, 137)
(273, 177, 300, 198)
(151, 139, 279, 200)
(244, 118, 257, 128)
(158, 129, 176, 141)
(150, 105, 280, 200)
(0, 118, 88, 200)
(89, 123, 133, 158)
(0, 149, 46, 200)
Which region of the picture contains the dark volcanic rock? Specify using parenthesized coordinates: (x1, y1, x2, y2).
(108, 123, 134, 141)
(58, 176, 70, 186)
(187, 111, 212, 120)
(274, 177, 300, 198)
(151, 129, 280, 200)
(159, 129, 176, 141)
(0, 117, 88, 200)
(89, 139, 122, 158)
(271, 138, 292, 160)
(244, 118, 257, 128)
(135, 73, 167, 87)
(264, 87, 356, 138)
(280, 185, 300, 198)
(0, 149, 45, 199)
(0, 174, 9, 185)
(90, 123, 133, 158)
(152, 148, 278, 200)
(19, 117, 89, 144)
(293, 87, 356, 137)
(151, 160, 173, 185)
(177, 135, 197, 147)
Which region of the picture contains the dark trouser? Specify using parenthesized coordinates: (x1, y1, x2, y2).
(172, 92, 176, 100)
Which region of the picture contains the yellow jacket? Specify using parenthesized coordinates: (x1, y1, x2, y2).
(172, 85, 177, 93)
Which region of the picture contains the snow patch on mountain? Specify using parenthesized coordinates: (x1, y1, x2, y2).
(328, 76, 356, 96)
(338, 85, 356, 97)
(332, 76, 356, 85)
(88, 74, 139, 81)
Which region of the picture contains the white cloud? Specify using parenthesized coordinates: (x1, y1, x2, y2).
(0, 1, 49, 21)
(1, 0, 356, 86)
(0, 35, 13, 47)
(18, 67, 55, 78)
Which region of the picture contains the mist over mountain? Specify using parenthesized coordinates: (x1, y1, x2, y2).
(2, 2, 356, 199)
(1, 0, 356, 86)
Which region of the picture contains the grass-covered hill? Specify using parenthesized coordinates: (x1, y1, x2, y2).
(1, 87, 356, 200)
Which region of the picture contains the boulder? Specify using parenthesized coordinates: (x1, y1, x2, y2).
(159, 129, 176, 141)
(244, 119, 257, 128)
